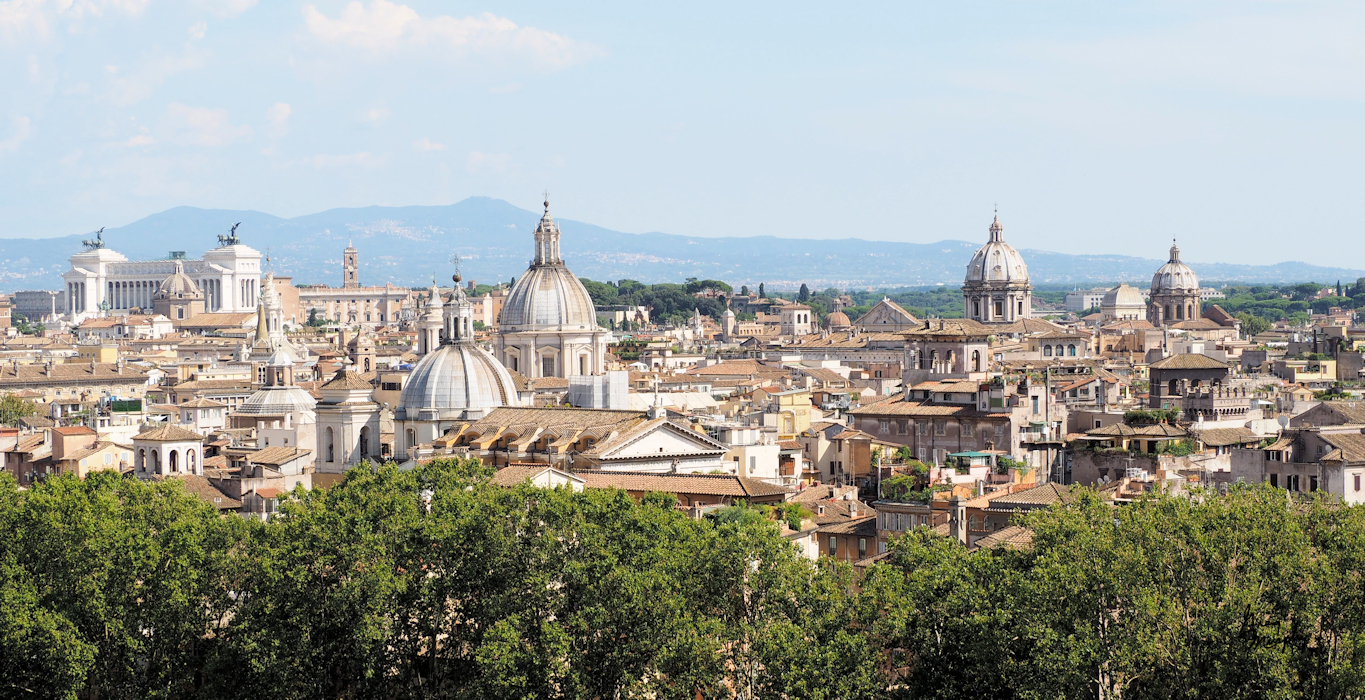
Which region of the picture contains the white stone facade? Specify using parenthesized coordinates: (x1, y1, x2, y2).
(63, 242, 262, 324)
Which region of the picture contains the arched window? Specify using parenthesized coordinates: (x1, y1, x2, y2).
(1067, 344, 1076, 356)
(1168, 378, 1179, 396)
(971, 350, 981, 372)
(187, 450, 197, 473)
(363, 357, 371, 373)
(1044, 345, 1053, 357)
(326, 427, 335, 463)
(359, 426, 370, 460)
(169, 449, 179, 472)
(137, 448, 146, 471)
(406, 428, 416, 453)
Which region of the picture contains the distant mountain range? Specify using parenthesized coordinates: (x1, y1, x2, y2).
(1, 197, 1360, 292)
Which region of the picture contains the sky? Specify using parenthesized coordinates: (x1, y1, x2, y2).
(1, 0, 1363, 266)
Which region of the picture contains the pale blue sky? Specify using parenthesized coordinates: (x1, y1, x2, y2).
(1, 1, 1362, 266)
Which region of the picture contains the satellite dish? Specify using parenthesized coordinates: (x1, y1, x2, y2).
(1277, 415, 1289, 428)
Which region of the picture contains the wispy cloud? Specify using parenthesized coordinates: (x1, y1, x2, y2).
(194, 0, 257, 18)
(360, 105, 390, 126)
(160, 103, 252, 146)
(105, 47, 206, 106)
(413, 137, 445, 152)
(124, 126, 153, 147)
(0, 0, 151, 39)
(265, 102, 291, 138)
(0, 116, 32, 154)
(302, 1, 603, 70)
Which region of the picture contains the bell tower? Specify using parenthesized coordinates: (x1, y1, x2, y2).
(343, 241, 359, 288)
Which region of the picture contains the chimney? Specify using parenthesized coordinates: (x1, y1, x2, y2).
(949, 495, 968, 545)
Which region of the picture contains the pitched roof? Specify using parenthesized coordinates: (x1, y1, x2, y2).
(1321, 433, 1365, 463)
(986, 482, 1070, 510)
(1193, 427, 1257, 447)
(320, 370, 373, 391)
(135, 425, 207, 443)
(165, 474, 241, 509)
(847, 398, 979, 417)
(899, 318, 995, 337)
(973, 525, 1034, 550)
(242, 446, 311, 466)
(815, 516, 878, 536)
(1148, 353, 1229, 370)
(177, 398, 228, 408)
(572, 470, 792, 499)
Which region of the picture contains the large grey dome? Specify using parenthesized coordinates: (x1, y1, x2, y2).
(498, 203, 599, 331)
(1151, 241, 1199, 291)
(1102, 283, 1144, 308)
(964, 216, 1029, 284)
(398, 336, 521, 420)
(500, 265, 598, 329)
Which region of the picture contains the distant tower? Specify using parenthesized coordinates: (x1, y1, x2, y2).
(343, 241, 359, 288)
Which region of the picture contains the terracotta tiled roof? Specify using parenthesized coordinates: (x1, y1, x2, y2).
(847, 400, 978, 417)
(177, 398, 228, 408)
(909, 380, 981, 393)
(243, 446, 311, 466)
(0, 362, 149, 386)
(987, 483, 1070, 510)
(1322, 433, 1365, 462)
(1148, 353, 1229, 370)
(815, 516, 877, 536)
(165, 474, 241, 509)
(320, 370, 373, 391)
(573, 470, 792, 499)
(974, 525, 1034, 550)
(135, 425, 207, 443)
(1192, 427, 1256, 447)
(53, 426, 97, 436)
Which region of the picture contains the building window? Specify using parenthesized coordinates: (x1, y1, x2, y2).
(858, 537, 867, 559)
(934, 421, 945, 436)
(1356, 474, 1361, 492)
(879, 420, 889, 434)
(1043, 345, 1053, 357)
(1068, 344, 1076, 356)
(962, 422, 973, 437)
(897, 421, 907, 435)
(828, 536, 837, 556)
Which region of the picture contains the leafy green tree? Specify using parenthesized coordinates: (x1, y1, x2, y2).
(758, 283, 765, 299)
(9, 472, 242, 699)
(0, 393, 38, 426)
(1236, 312, 1271, 338)
(798, 284, 810, 302)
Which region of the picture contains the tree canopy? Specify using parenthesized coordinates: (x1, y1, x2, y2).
(9, 466, 1365, 699)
